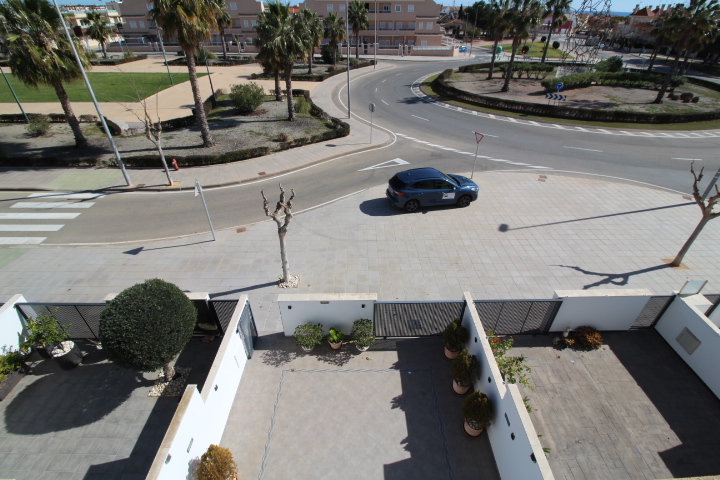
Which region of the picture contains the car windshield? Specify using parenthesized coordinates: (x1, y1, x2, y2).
(442, 173, 459, 186)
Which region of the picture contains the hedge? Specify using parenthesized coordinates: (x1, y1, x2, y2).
(540, 71, 686, 92)
(0, 113, 98, 124)
(166, 56, 255, 67)
(89, 54, 148, 66)
(432, 67, 720, 124)
(250, 60, 374, 82)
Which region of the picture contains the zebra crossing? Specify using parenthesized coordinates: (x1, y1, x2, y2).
(0, 192, 104, 245)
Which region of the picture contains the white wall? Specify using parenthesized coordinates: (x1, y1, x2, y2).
(147, 295, 251, 480)
(0, 294, 27, 350)
(710, 302, 720, 328)
(278, 293, 377, 336)
(462, 293, 555, 480)
(551, 289, 653, 332)
(655, 294, 720, 399)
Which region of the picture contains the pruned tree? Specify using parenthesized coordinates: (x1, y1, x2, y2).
(261, 184, 295, 285)
(671, 162, 720, 267)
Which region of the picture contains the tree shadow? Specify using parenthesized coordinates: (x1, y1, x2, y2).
(260, 348, 298, 368)
(210, 280, 279, 297)
(553, 263, 672, 289)
(313, 346, 353, 367)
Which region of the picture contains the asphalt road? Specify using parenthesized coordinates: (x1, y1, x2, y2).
(0, 56, 717, 245)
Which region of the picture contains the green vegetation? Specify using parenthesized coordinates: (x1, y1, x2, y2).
(26, 116, 51, 136)
(541, 71, 685, 92)
(497, 42, 567, 59)
(196, 444, 238, 480)
(229, 82, 266, 114)
(593, 56, 623, 72)
(0, 72, 207, 103)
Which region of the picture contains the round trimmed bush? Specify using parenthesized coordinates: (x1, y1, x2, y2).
(26, 115, 50, 137)
(552, 40, 560, 49)
(99, 279, 197, 372)
(196, 444, 237, 480)
(229, 82, 265, 114)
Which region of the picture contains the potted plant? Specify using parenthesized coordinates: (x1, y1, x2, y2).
(351, 319, 375, 352)
(442, 318, 469, 360)
(327, 328, 345, 350)
(20, 312, 69, 359)
(461, 390, 493, 437)
(294, 323, 323, 352)
(450, 349, 479, 395)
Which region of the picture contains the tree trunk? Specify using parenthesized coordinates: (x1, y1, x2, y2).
(332, 41, 337, 65)
(148, 135, 173, 186)
(647, 46, 659, 72)
(278, 228, 289, 283)
(487, 37, 500, 79)
(285, 64, 296, 122)
(163, 363, 175, 380)
(274, 68, 282, 101)
(653, 51, 681, 104)
(184, 50, 215, 147)
(52, 80, 88, 148)
(501, 38, 520, 92)
(671, 216, 711, 267)
(679, 48, 692, 76)
(541, 27, 554, 64)
(220, 30, 228, 60)
(355, 33, 360, 59)
(101, 40, 108, 59)
(308, 48, 314, 74)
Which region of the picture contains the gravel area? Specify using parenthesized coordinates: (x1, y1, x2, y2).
(449, 71, 720, 113)
(0, 98, 334, 163)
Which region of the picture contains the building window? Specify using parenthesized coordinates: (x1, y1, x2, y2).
(408, 5, 414, 11)
(383, 4, 389, 11)
(234, 20, 242, 27)
(417, 22, 423, 29)
(230, 2, 237, 9)
(252, 20, 257, 26)
(409, 21, 415, 29)
(396, 21, 402, 29)
(129, 20, 137, 28)
(339, 4, 345, 11)
(394, 4, 401, 11)
(421, 40, 427, 46)
(139, 20, 145, 28)
(426, 22, 433, 30)
(379, 21, 385, 29)
(327, 4, 333, 11)
(387, 22, 393, 29)
(244, 20, 249, 27)
(146, 3, 151, 10)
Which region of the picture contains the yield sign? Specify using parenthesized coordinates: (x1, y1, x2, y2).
(359, 158, 410, 171)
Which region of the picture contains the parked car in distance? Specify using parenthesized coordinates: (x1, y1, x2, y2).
(386, 168, 480, 212)
(459, 46, 468, 53)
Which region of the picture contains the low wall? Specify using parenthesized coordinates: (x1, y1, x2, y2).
(277, 293, 377, 335)
(655, 294, 720, 400)
(461, 292, 554, 480)
(551, 289, 652, 332)
(146, 295, 251, 480)
(0, 294, 26, 350)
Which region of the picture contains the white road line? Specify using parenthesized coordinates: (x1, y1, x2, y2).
(0, 225, 64, 231)
(0, 213, 81, 219)
(27, 193, 105, 199)
(483, 134, 499, 138)
(382, 79, 386, 83)
(528, 166, 551, 169)
(411, 114, 429, 121)
(381, 100, 389, 105)
(563, 146, 603, 152)
(0, 237, 47, 245)
(11, 202, 95, 209)
(672, 158, 702, 161)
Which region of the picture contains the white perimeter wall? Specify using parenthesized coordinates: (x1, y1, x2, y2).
(0, 294, 26, 350)
(278, 293, 377, 336)
(708, 302, 720, 328)
(147, 295, 251, 480)
(551, 289, 652, 332)
(655, 294, 720, 399)
(462, 293, 555, 480)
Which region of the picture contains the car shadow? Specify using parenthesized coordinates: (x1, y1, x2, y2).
(358, 198, 406, 216)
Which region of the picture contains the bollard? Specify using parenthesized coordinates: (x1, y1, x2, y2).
(171, 158, 179, 171)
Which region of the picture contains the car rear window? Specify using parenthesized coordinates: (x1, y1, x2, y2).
(389, 175, 407, 190)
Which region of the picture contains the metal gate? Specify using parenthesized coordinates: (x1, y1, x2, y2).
(473, 300, 561, 335)
(374, 302, 465, 337)
(236, 301, 258, 358)
(631, 295, 674, 329)
(15, 303, 105, 339)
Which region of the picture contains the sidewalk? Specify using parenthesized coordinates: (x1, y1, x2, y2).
(0, 63, 393, 192)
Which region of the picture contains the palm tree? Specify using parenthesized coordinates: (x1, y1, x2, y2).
(540, 0, 570, 63)
(256, 2, 286, 101)
(486, 0, 512, 79)
(0, 0, 89, 148)
(83, 11, 113, 59)
(300, 9, 323, 74)
(501, 0, 542, 92)
(214, 0, 232, 60)
(324, 12, 346, 65)
(149, 0, 223, 147)
(348, 0, 369, 59)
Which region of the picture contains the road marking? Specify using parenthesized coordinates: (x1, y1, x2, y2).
(381, 100, 389, 105)
(563, 146, 603, 152)
(27, 193, 105, 199)
(11, 201, 95, 209)
(0, 225, 64, 231)
(382, 79, 386, 83)
(0, 212, 82, 219)
(0, 237, 47, 245)
(359, 158, 410, 171)
(375, 88, 377, 92)
(411, 114, 429, 121)
(672, 158, 702, 161)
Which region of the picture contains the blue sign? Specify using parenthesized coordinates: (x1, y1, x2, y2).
(556, 82, 564, 92)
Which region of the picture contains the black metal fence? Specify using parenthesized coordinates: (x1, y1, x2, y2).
(474, 300, 561, 335)
(237, 301, 258, 358)
(15, 303, 105, 339)
(374, 302, 465, 337)
(631, 295, 674, 329)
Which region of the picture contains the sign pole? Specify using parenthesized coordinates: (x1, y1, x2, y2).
(369, 102, 375, 144)
(195, 180, 216, 241)
(471, 132, 485, 179)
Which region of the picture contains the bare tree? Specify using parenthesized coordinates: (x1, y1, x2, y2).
(262, 184, 296, 285)
(671, 162, 720, 267)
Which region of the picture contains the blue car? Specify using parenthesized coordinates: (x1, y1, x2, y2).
(386, 168, 480, 212)
(459, 46, 468, 53)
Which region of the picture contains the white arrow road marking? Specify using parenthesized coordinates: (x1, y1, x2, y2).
(0, 237, 47, 245)
(0, 225, 64, 231)
(359, 158, 410, 171)
(11, 202, 95, 209)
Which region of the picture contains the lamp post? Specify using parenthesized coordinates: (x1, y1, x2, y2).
(345, 0, 351, 118)
(374, 0, 377, 69)
(157, 25, 173, 85)
(203, 42, 216, 104)
(0, 65, 29, 124)
(51, 0, 131, 186)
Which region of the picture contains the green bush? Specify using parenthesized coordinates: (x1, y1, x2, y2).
(294, 96, 311, 114)
(349, 57, 360, 68)
(229, 82, 265, 114)
(351, 319, 375, 349)
(26, 115, 50, 137)
(20, 312, 69, 351)
(320, 43, 343, 64)
(99, 279, 197, 372)
(461, 391, 493, 430)
(552, 40, 560, 49)
(541, 71, 686, 92)
(442, 318, 469, 353)
(294, 323, 323, 350)
(123, 50, 135, 60)
(594, 55, 623, 72)
(0, 346, 26, 378)
(195, 48, 217, 63)
(450, 349, 480, 387)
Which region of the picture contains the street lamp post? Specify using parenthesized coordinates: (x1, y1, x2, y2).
(51, 0, 131, 186)
(0, 65, 29, 123)
(374, 0, 377, 69)
(346, 0, 351, 118)
(156, 25, 174, 85)
(203, 42, 216, 104)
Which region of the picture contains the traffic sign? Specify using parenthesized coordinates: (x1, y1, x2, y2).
(546, 93, 566, 101)
(556, 82, 564, 92)
(369, 103, 375, 113)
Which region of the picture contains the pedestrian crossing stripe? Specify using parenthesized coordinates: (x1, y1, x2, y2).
(11, 202, 95, 209)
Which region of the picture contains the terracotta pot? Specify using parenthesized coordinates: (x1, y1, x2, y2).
(452, 379, 470, 395)
(444, 345, 460, 360)
(463, 420, 485, 437)
(329, 341, 342, 350)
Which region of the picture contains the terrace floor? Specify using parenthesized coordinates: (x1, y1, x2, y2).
(512, 330, 720, 480)
(221, 334, 500, 480)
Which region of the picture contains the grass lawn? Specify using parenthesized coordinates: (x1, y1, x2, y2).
(0, 72, 208, 103)
(497, 42, 567, 59)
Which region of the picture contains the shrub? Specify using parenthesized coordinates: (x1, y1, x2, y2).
(275, 132, 292, 142)
(229, 82, 265, 114)
(541, 36, 546, 43)
(26, 116, 50, 137)
(20, 312, 69, 352)
(680, 92, 694, 102)
(487, 329, 532, 388)
(294, 323, 323, 350)
(450, 349, 480, 387)
(594, 55, 623, 72)
(350, 57, 360, 68)
(294, 96, 311, 114)
(552, 40, 560, 49)
(441, 68, 454, 80)
(196, 444, 237, 480)
(320, 43, 343, 64)
(461, 391, 493, 430)
(99, 279, 197, 372)
(0, 346, 26, 380)
(123, 50, 135, 60)
(573, 326, 603, 350)
(327, 328, 344, 344)
(442, 318, 469, 353)
(351, 318, 375, 349)
(195, 48, 217, 63)
(86, 49, 98, 59)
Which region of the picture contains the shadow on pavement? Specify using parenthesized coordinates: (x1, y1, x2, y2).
(553, 263, 672, 289)
(359, 198, 404, 216)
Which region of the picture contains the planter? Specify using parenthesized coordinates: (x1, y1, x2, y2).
(52, 341, 83, 370)
(453, 379, 470, 395)
(35, 345, 54, 359)
(300, 345, 315, 353)
(463, 419, 485, 437)
(355, 344, 369, 352)
(444, 345, 460, 360)
(329, 341, 342, 350)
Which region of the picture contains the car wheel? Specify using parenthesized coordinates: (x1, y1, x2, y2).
(457, 195, 472, 208)
(404, 199, 420, 213)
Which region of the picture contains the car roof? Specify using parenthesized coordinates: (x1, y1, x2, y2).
(395, 168, 445, 182)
